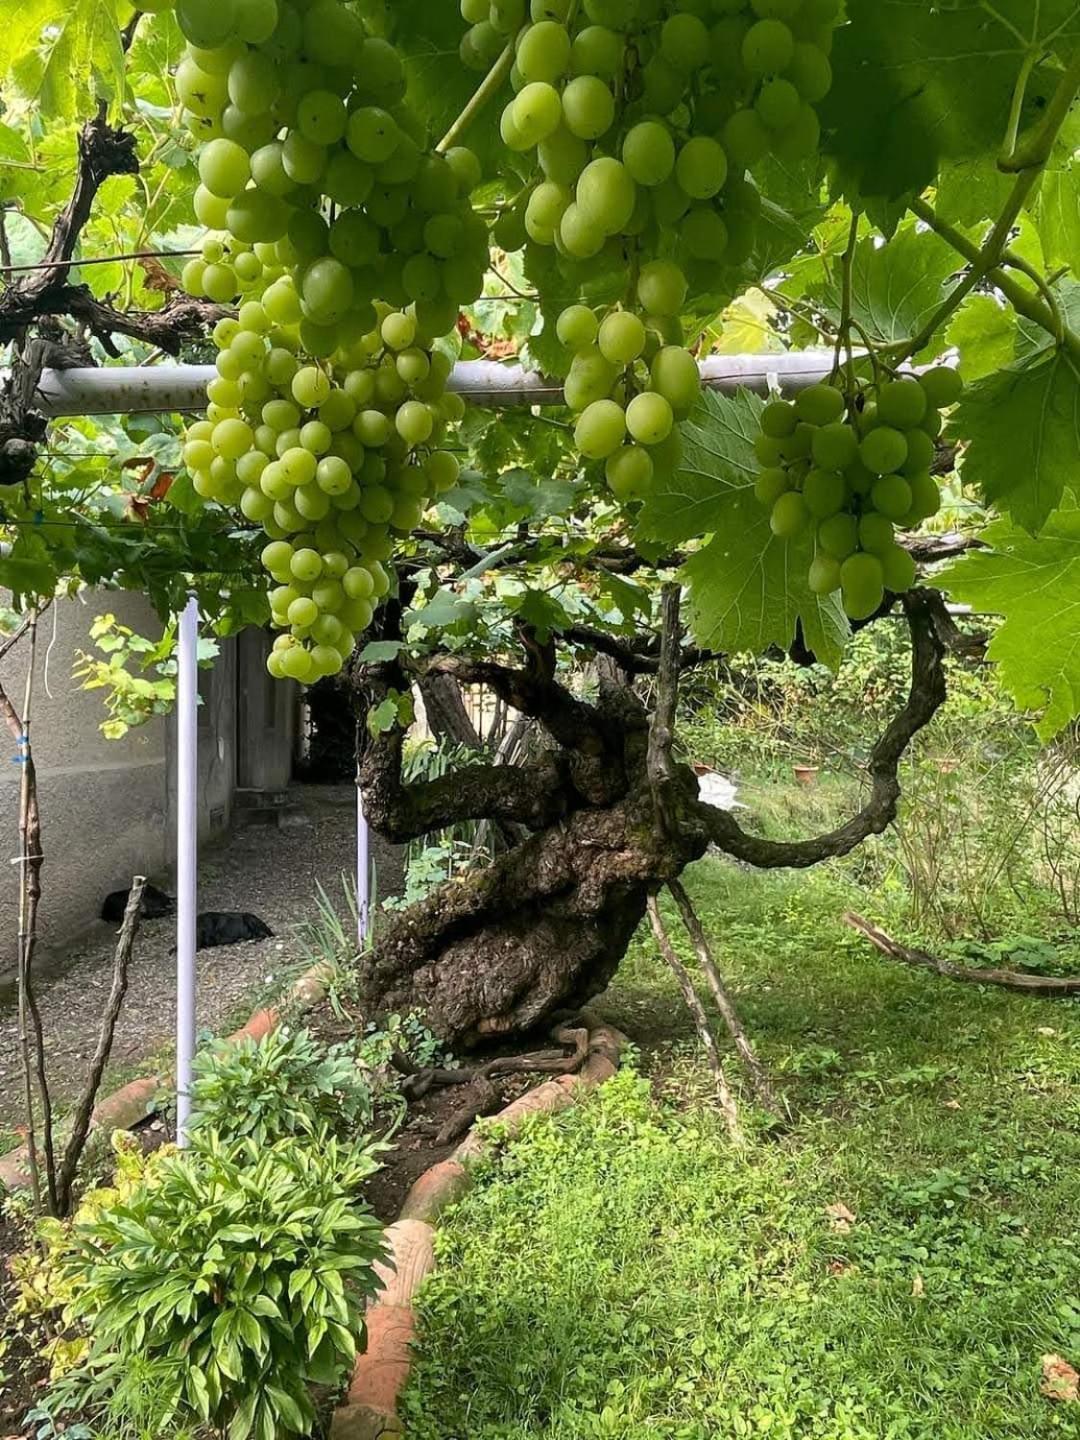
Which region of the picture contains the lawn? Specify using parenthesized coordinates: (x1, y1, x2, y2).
(400, 859, 1080, 1440)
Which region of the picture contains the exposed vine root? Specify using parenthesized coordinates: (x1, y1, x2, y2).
(647, 896, 744, 1146)
(844, 913, 1080, 996)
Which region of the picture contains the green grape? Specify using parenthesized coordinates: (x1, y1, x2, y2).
(755, 78, 801, 132)
(803, 467, 845, 518)
(788, 42, 832, 101)
(177, 57, 227, 118)
(871, 474, 913, 520)
(329, 211, 379, 268)
(281, 446, 318, 486)
(795, 384, 844, 426)
(722, 110, 771, 168)
(660, 12, 709, 71)
(302, 257, 354, 324)
(742, 18, 794, 74)
(396, 347, 431, 385)
(649, 346, 701, 417)
(881, 544, 917, 594)
(302, 0, 364, 67)
(292, 366, 332, 409)
(311, 580, 344, 616)
(840, 552, 885, 621)
(354, 409, 393, 446)
(559, 202, 605, 258)
(557, 304, 599, 351)
(754, 467, 789, 505)
(194, 185, 230, 228)
(571, 24, 622, 79)
(175, 0, 238, 48)
(811, 422, 857, 471)
(675, 136, 728, 199)
(300, 420, 332, 455)
(576, 156, 636, 234)
(637, 260, 687, 316)
(347, 107, 399, 163)
(622, 121, 675, 186)
(525, 180, 572, 241)
(808, 553, 842, 596)
(770, 490, 810, 538)
(198, 137, 250, 198)
(760, 399, 798, 438)
(264, 280, 302, 325)
(860, 426, 908, 475)
(513, 81, 564, 144)
(641, 56, 685, 113)
(396, 399, 434, 445)
(212, 418, 253, 460)
(227, 51, 277, 114)
(858, 513, 895, 555)
(281, 132, 326, 185)
(626, 391, 674, 446)
(516, 20, 572, 83)
(844, 459, 875, 496)
(538, 127, 589, 185)
(682, 208, 728, 261)
(919, 366, 963, 409)
(424, 213, 463, 258)
(297, 90, 347, 146)
(598, 311, 646, 365)
(877, 377, 927, 429)
(921, 406, 944, 439)
(899, 428, 935, 476)
(575, 398, 627, 459)
(648, 427, 684, 483)
(288, 596, 320, 628)
(381, 310, 417, 350)
(817, 512, 858, 559)
(906, 470, 941, 522)
(564, 348, 618, 409)
(605, 444, 654, 499)
(561, 75, 615, 139)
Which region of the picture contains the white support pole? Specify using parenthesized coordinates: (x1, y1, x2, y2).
(175, 594, 199, 1147)
(30, 350, 848, 417)
(356, 781, 370, 948)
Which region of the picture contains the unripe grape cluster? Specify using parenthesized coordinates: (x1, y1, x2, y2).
(479, 0, 841, 500)
(752, 369, 964, 621)
(154, 0, 486, 682)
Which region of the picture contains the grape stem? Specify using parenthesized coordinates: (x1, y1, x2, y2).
(892, 46, 1080, 364)
(1000, 48, 1036, 168)
(436, 36, 519, 155)
(906, 197, 1080, 362)
(830, 210, 860, 393)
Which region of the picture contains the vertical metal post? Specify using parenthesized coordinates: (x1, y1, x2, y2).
(356, 779, 370, 947)
(175, 595, 198, 1146)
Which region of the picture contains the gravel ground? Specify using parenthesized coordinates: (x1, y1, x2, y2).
(0, 784, 402, 1131)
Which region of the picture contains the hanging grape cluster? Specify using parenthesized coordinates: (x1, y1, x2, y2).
(476, 0, 842, 501)
(159, 0, 487, 683)
(752, 368, 964, 620)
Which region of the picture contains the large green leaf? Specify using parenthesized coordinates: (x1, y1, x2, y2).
(948, 346, 1080, 534)
(807, 220, 960, 348)
(937, 494, 1080, 739)
(947, 295, 1017, 383)
(1034, 165, 1080, 279)
(638, 390, 849, 666)
(5, 0, 125, 115)
(823, 0, 1080, 202)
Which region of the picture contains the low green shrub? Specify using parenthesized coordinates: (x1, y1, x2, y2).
(189, 1025, 376, 1145)
(47, 1133, 386, 1440)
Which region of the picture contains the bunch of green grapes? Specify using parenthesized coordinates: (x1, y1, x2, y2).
(148, 0, 486, 682)
(478, 0, 841, 499)
(752, 369, 964, 621)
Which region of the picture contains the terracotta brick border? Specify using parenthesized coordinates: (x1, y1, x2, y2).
(0, 961, 335, 1193)
(330, 1018, 628, 1440)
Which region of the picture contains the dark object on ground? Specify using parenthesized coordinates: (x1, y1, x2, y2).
(101, 882, 175, 922)
(196, 912, 274, 949)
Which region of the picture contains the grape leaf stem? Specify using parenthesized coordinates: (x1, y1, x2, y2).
(907, 197, 1080, 362)
(436, 35, 520, 155)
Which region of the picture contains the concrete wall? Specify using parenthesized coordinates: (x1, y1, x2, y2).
(236, 628, 297, 791)
(0, 592, 170, 975)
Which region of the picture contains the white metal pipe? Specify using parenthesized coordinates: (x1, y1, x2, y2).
(175, 594, 199, 1148)
(31, 350, 844, 417)
(356, 782, 369, 948)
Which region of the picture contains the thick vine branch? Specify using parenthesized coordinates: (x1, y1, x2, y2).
(694, 588, 949, 868)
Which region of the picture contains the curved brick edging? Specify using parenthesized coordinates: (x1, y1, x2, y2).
(330, 1019, 629, 1440)
(0, 960, 335, 1193)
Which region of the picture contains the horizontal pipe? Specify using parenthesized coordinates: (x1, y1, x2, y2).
(31, 350, 844, 417)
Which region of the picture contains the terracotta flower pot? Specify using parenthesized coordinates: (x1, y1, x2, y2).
(794, 764, 820, 787)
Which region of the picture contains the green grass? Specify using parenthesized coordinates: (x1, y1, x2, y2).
(400, 859, 1080, 1440)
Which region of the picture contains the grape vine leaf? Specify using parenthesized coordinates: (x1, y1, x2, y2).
(948, 346, 1080, 534)
(937, 493, 1080, 739)
(1034, 165, 1080, 279)
(946, 295, 1017, 383)
(823, 0, 1080, 202)
(638, 389, 849, 667)
(4, 0, 126, 115)
(808, 220, 960, 347)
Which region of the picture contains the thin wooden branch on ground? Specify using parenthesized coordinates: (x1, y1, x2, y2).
(647, 896, 744, 1145)
(666, 879, 783, 1117)
(843, 913, 1080, 997)
(393, 1024, 590, 1101)
(55, 876, 147, 1216)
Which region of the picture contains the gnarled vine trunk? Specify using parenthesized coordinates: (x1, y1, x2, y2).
(355, 589, 951, 1045)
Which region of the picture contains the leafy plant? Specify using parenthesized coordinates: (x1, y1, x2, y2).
(52, 1134, 386, 1440)
(189, 1026, 376, 1146)
(73, 614, 219, 739)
